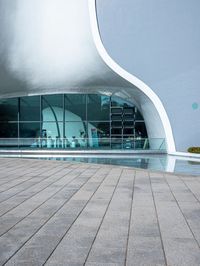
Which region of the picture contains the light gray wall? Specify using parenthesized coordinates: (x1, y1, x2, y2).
(96, 0, 200, 152)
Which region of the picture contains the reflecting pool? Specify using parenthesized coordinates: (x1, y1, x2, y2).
(6, 154, 200, 176)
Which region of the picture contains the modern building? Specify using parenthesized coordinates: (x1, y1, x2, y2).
(0, 0, 199, 154)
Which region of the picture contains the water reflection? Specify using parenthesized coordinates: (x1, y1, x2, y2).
(1, 153, 199, 175)
(30, 154, 200, 176)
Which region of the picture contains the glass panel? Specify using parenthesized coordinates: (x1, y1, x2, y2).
(135, 108, 144, 120)
(20, 96, 40, 121)
(124, 114, 134, 121)
(42, 94, 63, 122)
(65, 94, 86, 121)
(42, 122, 63, 138)
(65, 122, 87, 148)
(123, 128, 134, 135)
(0, 123, 18, 138)
(88, 121, 110, 148)
(111, 137, 122, 149)
(123, 137, 135, 149)
(111, 107, 123, 115)
(135, 122, 148, 138)
(123, 121, 134, 127)
(111, 114, 122, 121)
(19, 122, 40, 138)
(111, 96, 133, 108)
(40, 122, 63, 148)
(87, 94, 110, 121)
(111, 128, 122, 135)
(0, 98, 18, 121)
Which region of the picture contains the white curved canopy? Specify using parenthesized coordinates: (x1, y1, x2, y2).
(0, 0, 175, 152)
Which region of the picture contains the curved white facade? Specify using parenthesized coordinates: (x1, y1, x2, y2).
(0, 0, 176, 152)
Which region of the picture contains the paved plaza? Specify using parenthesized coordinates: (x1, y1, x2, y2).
(0, 158, 200, 266)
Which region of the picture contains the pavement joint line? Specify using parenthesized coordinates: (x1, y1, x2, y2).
(83, 168, 124, 265)
(0, 164, 77, 217)
(0, 159, 200, 265)
(0, 161, 31, 175)
(0, 163, 75, 205)
(2, 165, 104, 266)
(0, 174, 55, 205)
(148, 171, 168, 266)
(0, 164, 93, 237)
(0, 159, 46, 177)
(0, 174, 50, 194)
(40, 167, 115, 265)
(0, 166, 34, 183)
(124, 170, 136, 266)
(163, 173, 200, 250)
(0, 171, 42, 185)
(0, 163, 66, 188)
(179, 177, 200, 204)
(42, 167, 118, 266)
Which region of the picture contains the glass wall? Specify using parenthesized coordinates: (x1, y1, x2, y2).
(0, 98, 18, 121)
(0, 93, 151, 149)
(20, 96, 40, 121)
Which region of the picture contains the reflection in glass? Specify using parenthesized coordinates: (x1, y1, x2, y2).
(20, 96, 40, 121)
(0, 98, 18, 121)
(88, 121, 110, 148)
(65, 122, 87, 148)
(65, 94, 86, 121)
(40, 122, 64, 148)
(135, 108, 144, 120)
(0, 93, 151, 150)
(87, 94, 110, 121)
(111, 96, 133, 108)
(42, 95, 63, 122)
(42, 122, 63, 138)
(111, 137, 122, 149)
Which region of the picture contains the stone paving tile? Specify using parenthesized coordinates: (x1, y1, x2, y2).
(86, 263, 122, 266)
(126, 171, 166, 266)
(177, 202, 200, 245)
(45, 168, 122, 266)
(2, 167, 110, 265)
(0, 168, 100, 265)
(0, 158, 199, 266)
(126, 236, 166, 266)
(155, 203, 194, 239)
(182, 179, 200, 201)
(163, 237, 200, 266)
(0, 170, 87, 236)
(85, 169, 135, 265)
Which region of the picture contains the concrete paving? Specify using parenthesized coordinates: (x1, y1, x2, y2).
(0, 158, 200, 266)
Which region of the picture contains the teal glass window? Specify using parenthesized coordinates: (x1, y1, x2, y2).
(0, 122, 18, 138)
(19, 122, 40, 138)
(0, 98, 18, 121)
(42, 94, 63, 122)
(135, 122, 147, 138)
(64, 121, 87, 146)
(42, 122, 63, 138)
(65, 94, 86, 121)
(20, 96, 40, 121)
(87, 94, 110, 121)
(0, 93, 149, 149)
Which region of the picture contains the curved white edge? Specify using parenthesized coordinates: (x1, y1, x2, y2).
(165, 153, 200, 173)
(88, 0, 176, 153)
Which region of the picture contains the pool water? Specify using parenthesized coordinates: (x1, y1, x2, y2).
(31, 154, 200, 176)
